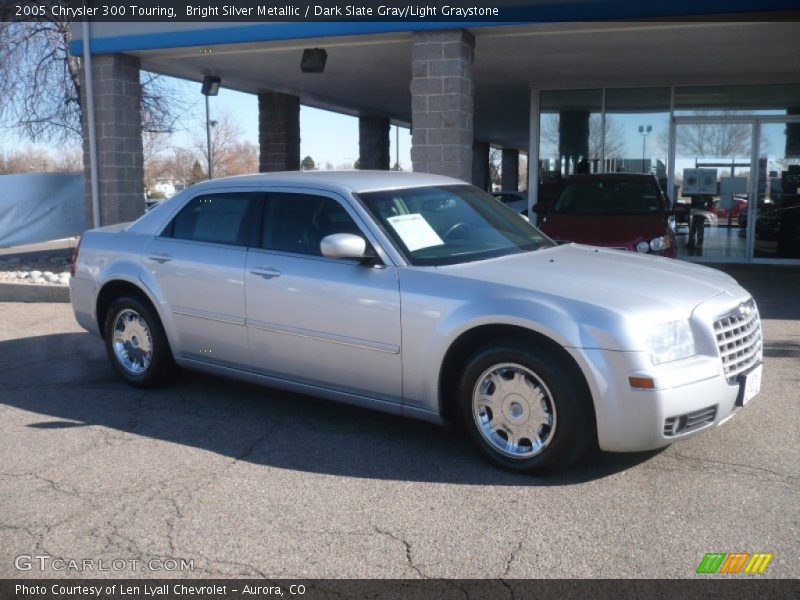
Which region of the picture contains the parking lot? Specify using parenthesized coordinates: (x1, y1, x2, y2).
(0, 267, 798, 579)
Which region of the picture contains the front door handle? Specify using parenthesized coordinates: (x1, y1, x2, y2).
(250, 267, 281, 279)
(147, 253, 172, 263)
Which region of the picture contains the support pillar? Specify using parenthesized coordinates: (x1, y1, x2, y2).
(471, 139, 490, 191)
(558, 110, 590, 175)
(358, 116, 391, 170)
(258, 91, 300, 172)
(501, 148, 520, 191)
(410, 29, 474, 182)
(80, 54, 144, 227)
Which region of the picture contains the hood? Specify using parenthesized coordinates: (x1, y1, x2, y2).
(541, 214, 668, 247)
(436, 243, 739, 317)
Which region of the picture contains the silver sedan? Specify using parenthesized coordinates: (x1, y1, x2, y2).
(70, 171, 763, 472)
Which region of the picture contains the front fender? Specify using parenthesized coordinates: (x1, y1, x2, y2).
(398, 271, 625, 414)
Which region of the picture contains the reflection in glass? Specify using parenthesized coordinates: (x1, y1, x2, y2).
(675, 84, 800, 116)
(753, 122, 800, 260)
(604, 87, 670, 190)
(540, 89, 603, 178)
(673, 123, 753, 262)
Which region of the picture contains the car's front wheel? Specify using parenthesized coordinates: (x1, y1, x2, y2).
(457, 339, 593, 473)
(104, 295, 174, 387)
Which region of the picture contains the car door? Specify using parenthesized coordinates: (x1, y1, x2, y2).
(245, 190, 402, 403)
(144, 190, 261, 368)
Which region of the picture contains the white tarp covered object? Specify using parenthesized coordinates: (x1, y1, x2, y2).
(0, 172, 86, 248)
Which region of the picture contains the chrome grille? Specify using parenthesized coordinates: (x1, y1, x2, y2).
(664, 405, 718, 437)
(713, 299, 762, 384)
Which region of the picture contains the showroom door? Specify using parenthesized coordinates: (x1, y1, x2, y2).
(670, 117, 756, 262)
(670, 115, 800, 265)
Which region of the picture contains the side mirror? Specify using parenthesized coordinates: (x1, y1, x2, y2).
(320, 233, 370, 260)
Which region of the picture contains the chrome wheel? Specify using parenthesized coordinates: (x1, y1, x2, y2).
(112, 308, 153, 376)
(472, 363, 557, 459)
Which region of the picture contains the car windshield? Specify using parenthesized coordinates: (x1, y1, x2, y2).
(358, 185, 553, 266)
(553, 180, 663, 215)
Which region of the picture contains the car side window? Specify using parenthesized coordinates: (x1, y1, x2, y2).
(261, 193, 363, 256)
(167, 193, 259, 247)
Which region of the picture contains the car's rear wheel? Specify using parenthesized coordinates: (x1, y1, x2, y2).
(104, 295, 174, 387)
(457, 339, 593, 473)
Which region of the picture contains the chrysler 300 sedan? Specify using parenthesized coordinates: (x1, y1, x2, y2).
(70, 171, 763, 472)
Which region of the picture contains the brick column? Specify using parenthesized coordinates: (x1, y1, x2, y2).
(258, 91, 300, 172)
(559, 110, 590, 175)
(501, 148, 520, 191)
(80, 54, 144, 228)
(358, 116, 391, 170)
(410, 30, 474, 182)
(472, 139, 490, 191)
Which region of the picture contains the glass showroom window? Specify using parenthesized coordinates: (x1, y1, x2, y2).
(539, 89, 603, 177)
(603, 87, 671, 189)
(674, 84, 800, 117)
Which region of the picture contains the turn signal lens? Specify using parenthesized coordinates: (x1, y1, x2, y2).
(629, 376, 655, 389)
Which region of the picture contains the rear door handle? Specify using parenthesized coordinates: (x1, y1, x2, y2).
(250, 267, 281, 279)
(147, 253, 172, 263)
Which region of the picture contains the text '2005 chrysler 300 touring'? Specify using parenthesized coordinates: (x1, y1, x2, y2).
(70, 171, 763, 473)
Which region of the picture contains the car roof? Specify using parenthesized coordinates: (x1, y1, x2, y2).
(187, 170, 464, 194)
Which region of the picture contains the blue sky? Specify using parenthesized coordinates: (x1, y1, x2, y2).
(178, 84, 414, 169)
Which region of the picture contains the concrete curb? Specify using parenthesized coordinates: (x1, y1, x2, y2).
(0, 282, 70, 303)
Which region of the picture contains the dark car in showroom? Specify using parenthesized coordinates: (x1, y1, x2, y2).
(754, 204, 800, 257)
(539, 174, 677, 258)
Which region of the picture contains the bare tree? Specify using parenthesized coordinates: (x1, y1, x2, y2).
(52, 144, 82, 171)
(0, 146, 51, 173)
(675, 121, 751, 157)
(489, 148, 502, 186)
(539, 114, 626, 159)
(0, 8, 188, 144)
(670, 112, 769, 158)
(192, 108, 257, 178)
(591, 115, 626, 159)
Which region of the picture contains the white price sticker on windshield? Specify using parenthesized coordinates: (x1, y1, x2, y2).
(386, 213, 444, 252)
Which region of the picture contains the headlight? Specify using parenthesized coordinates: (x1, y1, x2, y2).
(649, 235, 671, 252)
(645, 320, 695, 365)
(636, 241, 650, 253)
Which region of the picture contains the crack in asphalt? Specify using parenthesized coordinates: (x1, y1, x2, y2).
(667, 451, 799, 488)
(501, 539, 523, 578)
(374, 527, 426, 578)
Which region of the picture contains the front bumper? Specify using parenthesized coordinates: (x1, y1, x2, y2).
(569, 287, 762, 452)
(572, 347, 756, 452)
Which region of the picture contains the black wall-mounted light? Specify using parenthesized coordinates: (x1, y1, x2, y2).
(300, 48, 327, 73)
(201, 75, 221, 96)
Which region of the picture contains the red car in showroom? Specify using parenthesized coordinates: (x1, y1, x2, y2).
(539, 174, 677, 258)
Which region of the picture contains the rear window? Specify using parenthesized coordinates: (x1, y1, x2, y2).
(553, 180, 664, 215)
(168, 193, 259, 246)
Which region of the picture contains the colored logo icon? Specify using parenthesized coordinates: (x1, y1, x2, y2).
(696, 552, 773, 574)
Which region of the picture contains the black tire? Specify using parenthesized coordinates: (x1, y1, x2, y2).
(457, 337, 594, 473)
(103, 294, 175, 388)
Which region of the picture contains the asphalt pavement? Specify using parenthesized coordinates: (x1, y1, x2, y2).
(0, 266, 797, 579)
